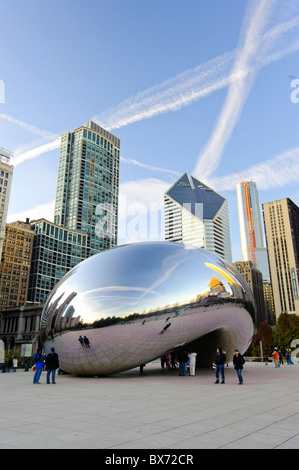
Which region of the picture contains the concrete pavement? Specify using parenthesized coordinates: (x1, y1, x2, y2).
(1, 361, 299, 450)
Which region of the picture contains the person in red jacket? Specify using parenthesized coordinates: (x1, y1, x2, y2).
(272, 347, 279, 368)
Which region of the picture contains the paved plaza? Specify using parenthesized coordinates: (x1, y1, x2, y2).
(1, 360, 299, 450)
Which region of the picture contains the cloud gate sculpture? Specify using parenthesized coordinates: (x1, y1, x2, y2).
(40, 242, 255, 376)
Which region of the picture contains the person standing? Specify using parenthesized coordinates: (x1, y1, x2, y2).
(165, 353, 171, 370)
(233, 349, 245, 384)
(188, 352, 197, 376)
(7, 357, 13, 372)
(33, 349, 45, 384)
(24, 357, 31, 372)
(178, 349, 189, 376)
(12, 357, 18, 372)
(214, 347, 226, 384)
(45, 347, 59, 384)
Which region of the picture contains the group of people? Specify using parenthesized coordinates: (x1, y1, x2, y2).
(78, 335, 91, 348)
(269, 347, 294, 367)
(214, 347, 245, 385)
(1, 356, 18, 373)
(162, 347, 246, 384)
(32, 347, 59, 384)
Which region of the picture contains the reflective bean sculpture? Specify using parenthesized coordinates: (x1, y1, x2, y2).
(41, 242, 255, 376)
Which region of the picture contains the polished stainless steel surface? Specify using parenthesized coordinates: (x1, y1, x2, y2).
(41, 242, 255, 376)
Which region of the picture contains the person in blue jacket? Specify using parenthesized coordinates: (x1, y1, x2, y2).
(33, 349, 45, 384)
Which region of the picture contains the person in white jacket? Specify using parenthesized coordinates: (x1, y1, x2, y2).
(12, 357, 18, 372)
(188, 352, 197, 376)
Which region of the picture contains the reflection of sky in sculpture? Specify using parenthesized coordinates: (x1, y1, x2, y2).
(42, 242, 251, 327)
(41, 242, 255, 376)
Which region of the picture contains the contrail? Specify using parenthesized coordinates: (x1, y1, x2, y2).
(12, 137, 61, 166)
(192, 0, 277, 181)
(120, 156, 180, 176)
(9, 10, 299, 168)
(0, 113, 59, 140)
(94, 50, 237, 130)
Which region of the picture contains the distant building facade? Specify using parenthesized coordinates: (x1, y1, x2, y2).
(233, 260, 265, 327)
(0, 147, 13, 261)
(0, 303, 43, 353)
(262, 198, 299, 319)
(164, 173, 232, 261)
(0, 220, 34, 308)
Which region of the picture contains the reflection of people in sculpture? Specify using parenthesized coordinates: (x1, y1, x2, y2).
(159, 322, 171, 334)
(84, 336, 90, 348)
(78, 336, 84, 347)
(188, 352, 197, 376)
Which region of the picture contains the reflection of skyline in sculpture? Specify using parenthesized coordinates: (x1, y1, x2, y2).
(41, 242, 255, 376)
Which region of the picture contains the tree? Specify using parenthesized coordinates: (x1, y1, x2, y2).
(251, 321, 273, 356)
(272, 313, 299, 352)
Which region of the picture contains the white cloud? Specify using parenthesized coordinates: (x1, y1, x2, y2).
(206, 146, 299, 191)
(7, 200, 55, 224)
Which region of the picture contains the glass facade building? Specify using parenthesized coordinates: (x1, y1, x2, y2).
(236, 180, 270, 282)
(28, 219, 88, 304)
(54, 120, 120, 256)
(164, 173, 232, 261)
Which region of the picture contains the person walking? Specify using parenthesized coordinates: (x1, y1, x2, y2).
(214, 347, 226, 383)
(178, 348, 189, 376)
(272, 347, 279, 368)
(233, 349, 245, 384)
(33, 349, 45, 384)
(45, 347, 59, 384)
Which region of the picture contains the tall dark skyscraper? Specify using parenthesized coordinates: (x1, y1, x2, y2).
(54, 120, 120, 256)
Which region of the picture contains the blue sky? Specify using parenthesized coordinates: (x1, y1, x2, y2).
(0, 0, 298, 261)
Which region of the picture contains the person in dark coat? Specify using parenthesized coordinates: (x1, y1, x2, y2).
(178, 349, 189, 376)
(233, 349, 245, 384)
(214, 347, 226, 384)
(45, 347, 59, 384)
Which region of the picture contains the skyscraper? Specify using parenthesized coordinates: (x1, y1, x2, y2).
(164, 173, 232, 261)
(0, 220, 34, 308)
(236, 179, 270, 282)
(54, 120, 120, 256)
(0, 147, 13, 260)
(233, 260, 265, 327)
(28, 218, 88, 304)
(262, 198, 299, 318)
